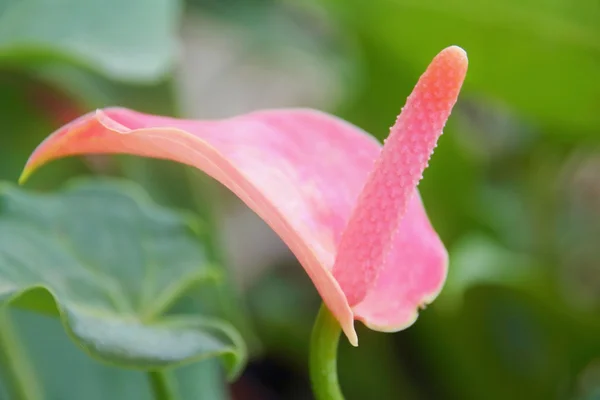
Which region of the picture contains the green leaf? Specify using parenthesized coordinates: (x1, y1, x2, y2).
(437, 234, 547, 311)
(323, 0, 600, 135)
(1, 309, 230, 400)
(33, 64, 179, 114)
(0, 179, 246, 378)
(0, 0, 181, 82)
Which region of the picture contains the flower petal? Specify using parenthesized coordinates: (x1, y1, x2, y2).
(332, 46, 467, 322)
(21, 45, 467, 344)
(352, 194, 448, 331)
(21, 107, 386, 345)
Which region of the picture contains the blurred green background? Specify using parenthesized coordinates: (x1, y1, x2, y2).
(1, 0, 599, 399)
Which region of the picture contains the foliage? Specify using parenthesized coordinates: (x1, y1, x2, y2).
(0, 0, 599, 399)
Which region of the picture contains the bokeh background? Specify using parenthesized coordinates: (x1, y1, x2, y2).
(1, 0, 599, 399)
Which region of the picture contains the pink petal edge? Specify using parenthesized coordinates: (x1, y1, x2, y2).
(20, 46, 467, 345)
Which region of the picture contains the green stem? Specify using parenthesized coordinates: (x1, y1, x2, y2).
(310, 304, 345, 400)
(148, 370, 178, 400)
(0, 309, 42, 400)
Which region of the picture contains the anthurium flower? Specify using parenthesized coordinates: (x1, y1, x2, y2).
(21, 46, 468, 346)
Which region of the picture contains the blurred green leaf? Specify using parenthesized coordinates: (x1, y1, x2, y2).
(438, 234, 546, 311)
(0, 179, 245, 377)
(416, 237, 600, 399)
(0, 0, 181, 82)
(248, 268, 317, 363)
(416, 287, 572, 400)
(120, 160, 264, 355)
(0, 309, 229, 400)
(323, 0, 600, 135)
(34, 64, 178, 114)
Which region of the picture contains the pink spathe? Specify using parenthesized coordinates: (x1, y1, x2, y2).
(21, 46, 468, 346)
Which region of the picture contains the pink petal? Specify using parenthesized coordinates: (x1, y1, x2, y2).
(21, 107, 382, 345)
(352, 194, 448, 330)
(21, 46, 467, 344)
(333, 46, 467, 323)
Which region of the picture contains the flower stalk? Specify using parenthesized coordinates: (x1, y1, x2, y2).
(310, 304, 345, 400)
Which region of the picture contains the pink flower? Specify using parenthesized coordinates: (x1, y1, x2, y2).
(21, 46, 468, 345)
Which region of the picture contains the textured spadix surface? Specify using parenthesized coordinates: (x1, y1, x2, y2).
(21, 46, 468, 345)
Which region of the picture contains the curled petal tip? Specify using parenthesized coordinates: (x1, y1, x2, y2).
(347, 329, 358, 347)
(18, 167, 31, 185)
(19, 153, 42, 185)
(19, 143, 51, 185)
